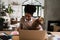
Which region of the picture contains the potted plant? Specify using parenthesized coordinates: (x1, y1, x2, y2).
(5, 4, 13, 14)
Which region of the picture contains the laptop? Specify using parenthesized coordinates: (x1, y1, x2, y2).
(19, 30, 46, 40)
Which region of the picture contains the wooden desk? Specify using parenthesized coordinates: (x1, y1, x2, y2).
(0, 31, 19, 40)
(12, 35, 19, 40)
(51, 32, 60, 36)
(0, 31, 12, 34)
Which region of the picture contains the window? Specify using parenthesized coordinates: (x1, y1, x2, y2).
(22, 0, 44, 18)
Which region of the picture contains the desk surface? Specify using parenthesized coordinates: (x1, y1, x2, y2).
(0, 31, 19, 40)
(51, 32, 60, 36)
(47, 32, 60, 40)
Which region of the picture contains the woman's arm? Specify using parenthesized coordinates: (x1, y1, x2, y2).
(31, 19, 43, 30)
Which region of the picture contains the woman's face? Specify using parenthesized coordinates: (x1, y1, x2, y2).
(25, 13, 32, 21)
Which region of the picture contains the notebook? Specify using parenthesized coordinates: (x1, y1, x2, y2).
(19, 30, 46, 40)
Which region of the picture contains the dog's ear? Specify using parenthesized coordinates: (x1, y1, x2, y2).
(35, 19, 41, 24)
(31, 19, 41, 28)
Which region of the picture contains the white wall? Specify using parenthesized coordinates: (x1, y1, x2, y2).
(1, 0, 44, 19)
(1, 0, 22, 19)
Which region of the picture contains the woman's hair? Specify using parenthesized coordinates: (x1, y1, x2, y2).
(24, 5, 36, 16)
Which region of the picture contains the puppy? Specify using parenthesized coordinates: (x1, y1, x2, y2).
(28, 19, 42, 30)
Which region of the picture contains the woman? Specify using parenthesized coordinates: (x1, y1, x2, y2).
(19, 5, 43, 30)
